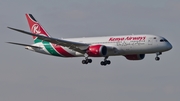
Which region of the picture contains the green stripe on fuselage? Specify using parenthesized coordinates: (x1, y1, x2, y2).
(34, 38, 62, 57)
(34, 38, 42, 43)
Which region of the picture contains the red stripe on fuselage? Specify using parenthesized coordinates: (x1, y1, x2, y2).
(52, 44, 75, 57)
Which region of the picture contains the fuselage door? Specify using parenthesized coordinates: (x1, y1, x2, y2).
(148, 37, 153, 45)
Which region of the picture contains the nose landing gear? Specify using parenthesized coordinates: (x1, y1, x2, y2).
(155, 57, 160, 61)
(155, 52, 162, 61)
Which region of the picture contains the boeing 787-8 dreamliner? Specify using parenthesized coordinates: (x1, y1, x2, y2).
(7, 14, 172, 66)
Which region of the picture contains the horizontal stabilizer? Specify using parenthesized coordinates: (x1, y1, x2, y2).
(7, 42, 40, 48)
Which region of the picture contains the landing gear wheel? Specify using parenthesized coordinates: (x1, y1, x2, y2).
(105, 60, 111, 65)
(82, 53, 92, 65)
(82, 60, 88, 64)
(100, 61, 106, 66)
(155, 57, 160, 61)
(155, 52, 162, 61)
(87, 59, 92, 63)
(82, 59, 92, 64)
(100, 56, 111, 66)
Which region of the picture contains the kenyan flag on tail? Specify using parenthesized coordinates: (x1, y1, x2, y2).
(25, 14, 51, 43)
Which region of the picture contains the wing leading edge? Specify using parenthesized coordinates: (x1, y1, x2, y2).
(7, 27, 89, 54)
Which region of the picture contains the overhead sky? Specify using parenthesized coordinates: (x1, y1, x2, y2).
(0, 0, 179, 101)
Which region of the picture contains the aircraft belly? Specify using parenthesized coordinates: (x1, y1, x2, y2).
(34, 48, 51, 55)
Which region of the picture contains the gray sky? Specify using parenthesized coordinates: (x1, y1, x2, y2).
(0, 0, 180, 101)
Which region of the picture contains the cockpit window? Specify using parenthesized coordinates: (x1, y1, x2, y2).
(160, 39, 164, 42)
(160, 39, 168, 42)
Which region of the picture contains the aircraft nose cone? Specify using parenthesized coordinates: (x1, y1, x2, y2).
(167, 42, 173, 50)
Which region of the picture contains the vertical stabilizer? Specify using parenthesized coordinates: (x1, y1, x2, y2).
(25, 14, 50, 43)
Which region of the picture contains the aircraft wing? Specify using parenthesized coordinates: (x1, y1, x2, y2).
(8, 27, 89, 54)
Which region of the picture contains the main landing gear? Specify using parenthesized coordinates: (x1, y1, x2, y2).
(155, 52, 162, 61)
(82, 58, 92, 64)
(82, 54, 92, 64)
(100, 56, 111, 66)
(81, 55, 111, 66)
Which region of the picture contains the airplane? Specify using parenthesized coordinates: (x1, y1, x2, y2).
(7, 14, 172, 66)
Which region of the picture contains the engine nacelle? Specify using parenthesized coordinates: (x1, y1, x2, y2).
(124, 54, 145, 60)
(87, 45, 107, 57)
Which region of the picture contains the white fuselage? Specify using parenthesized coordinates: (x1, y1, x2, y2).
(28, 34, 172, 57)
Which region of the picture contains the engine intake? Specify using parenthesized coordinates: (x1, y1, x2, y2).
(87, 45, 107, 57)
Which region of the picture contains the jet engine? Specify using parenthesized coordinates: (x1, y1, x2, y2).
(87, 45, 107, 57)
